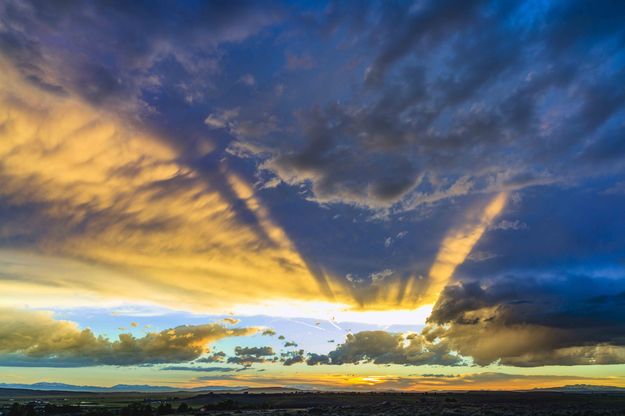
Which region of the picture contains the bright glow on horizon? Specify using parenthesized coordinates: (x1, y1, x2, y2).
(232, 300, 434, 326)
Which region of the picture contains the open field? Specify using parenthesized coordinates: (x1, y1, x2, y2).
(2, 389, 625, 416)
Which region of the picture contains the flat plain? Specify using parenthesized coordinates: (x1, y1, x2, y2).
(3, 389, 625, 416)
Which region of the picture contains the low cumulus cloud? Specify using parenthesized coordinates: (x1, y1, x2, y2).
(282, 349, 305, 366)
(233, 346, 275, 357)
(304, 330, 461, 367)
(0, 308, 258, 367)
(196, 351, 226, 363)
(227, 345, 276, 367)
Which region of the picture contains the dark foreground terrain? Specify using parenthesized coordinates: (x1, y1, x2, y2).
(2, 389, 625, 416)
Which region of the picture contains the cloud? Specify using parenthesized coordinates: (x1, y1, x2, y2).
(233, 346, 275, 357)
(227, 356, 274, 367)
(230, 1, 625, 210)
(2, 1, 625, 381)
(490, 220, 528, 231)
(425, 275, 625, 366)
(466, 251, 497, 262)
(292, 271, 625, 368)
(304, 330, 461, 367)
(204, 108, 240, 129)
(239, 74, 256, 87)
(196, 352, 226, 363)
(0, 0, 283, 116)
(0, 62, 328, 312)
(227, 346, 276, 367)
(161, 366, 240, 373)
(0, 308, 258, 367)
(214, 111, 280, 141)
(385, 231, 408, 249)
(369, 269, 393, 284)
(282, 349, 305, 366)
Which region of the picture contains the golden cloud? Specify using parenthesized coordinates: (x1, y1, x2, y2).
(0, 308, 258, 366)
(0, 57, 509, 319)
(0, 59, 326, 312)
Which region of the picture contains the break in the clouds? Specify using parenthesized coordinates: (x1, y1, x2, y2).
(1, 0, 625, 389)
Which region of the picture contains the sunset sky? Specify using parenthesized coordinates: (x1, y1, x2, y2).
(1, 0, 625, 391)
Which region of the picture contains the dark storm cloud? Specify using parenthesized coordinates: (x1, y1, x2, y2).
(3, 0, 624, 215)
(291, 271, 625, 368)
(426, 275, 625, 366)
(227, 0, 625, 209)
(363, 0, 486, 86)
(430, 275, 625, 332)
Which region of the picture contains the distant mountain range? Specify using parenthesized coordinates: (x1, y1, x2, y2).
(532, 384, 625, 393)
(0, 382, 250, 393)
(0, 382, 624, 395)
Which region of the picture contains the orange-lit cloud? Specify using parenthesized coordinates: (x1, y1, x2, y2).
(0, 60, 325, 313)
(0, 308, 258, 366)
(0, 57, 509, 322)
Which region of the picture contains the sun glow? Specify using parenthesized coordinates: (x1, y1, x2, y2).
(0, 60, 507, 327)
(234, 300, 434, 326)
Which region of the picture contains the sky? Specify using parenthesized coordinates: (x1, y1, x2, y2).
(1, 0, 625, 392)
